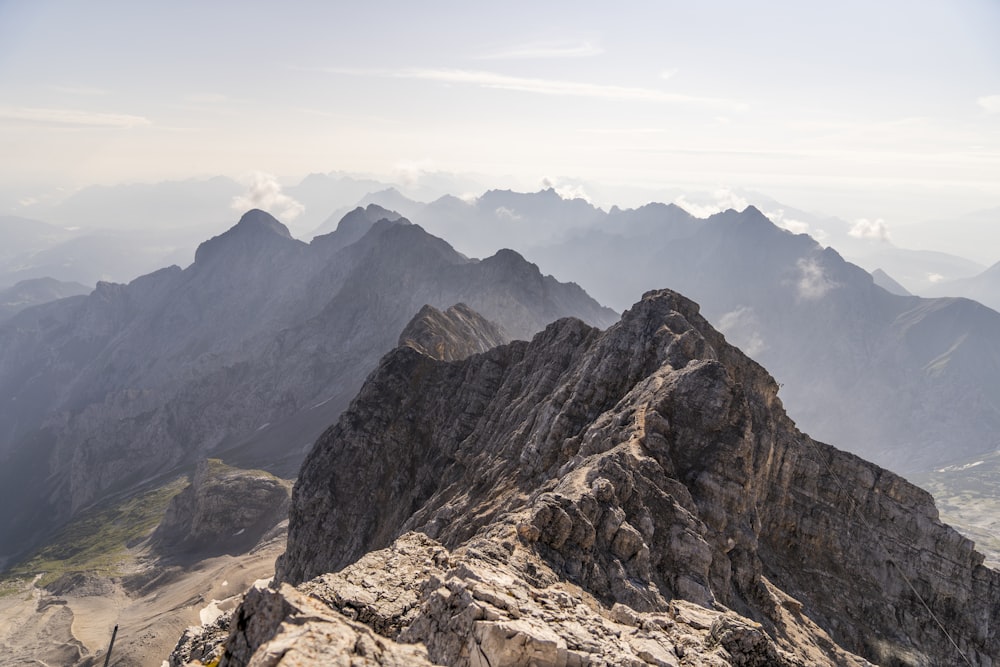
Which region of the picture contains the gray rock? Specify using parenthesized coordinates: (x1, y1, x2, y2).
(151, 458, 291, 556)
(268, 290, 998, 666)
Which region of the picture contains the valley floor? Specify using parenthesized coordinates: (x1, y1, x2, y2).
(0, 529, 286, 667)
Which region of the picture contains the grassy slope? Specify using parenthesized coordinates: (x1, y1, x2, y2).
(1, 476, 188, 588)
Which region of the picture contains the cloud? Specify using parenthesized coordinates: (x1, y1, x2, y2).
(230, 172, 304, 221)
(849, 218, 891, 242)
(978, 95, 1000, 113)
(326, 67, 746, 110)
(478, 40, 604, 60)
(0, 105, 150, 127)
(927, 272, 945, 284)
(540, 177, 592, 203)
(796, 258, 837, 300)
(717, 306, 766, 357)
(393, 159, 436, 188)
(674, 189, 749, 218)
(765, 209, 811, 235)
(660, 68, 679, 80)
(494, 206, 522, 221)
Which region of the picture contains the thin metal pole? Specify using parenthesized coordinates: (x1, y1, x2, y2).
(102, 624, 118, 667)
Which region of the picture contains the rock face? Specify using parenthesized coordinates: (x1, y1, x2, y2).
(151, 459, 291, 556)
(244, 290, 999, 667)
(399, 303, 509, 362)
(0, 208, 616, 566)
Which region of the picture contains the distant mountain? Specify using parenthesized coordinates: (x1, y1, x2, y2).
(519, 206, 1000, 476)
(707, 193, 987, 294)
(15, 177, 242, 232)
(893, 205, 1000, 266)
(0, 225, 222, 287)
(870, 268, 912, 296)
(0, 208, 616, 567)
(335, 191, 1000, 475)
(925, 259, 1000, 312)
(360, 187, 607, 260)
(0, 278, 91, 323)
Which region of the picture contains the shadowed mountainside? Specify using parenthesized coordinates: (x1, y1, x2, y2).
(0, 206, 616, 568)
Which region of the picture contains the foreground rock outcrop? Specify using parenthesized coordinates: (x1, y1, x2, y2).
(181, 290, 999, 666)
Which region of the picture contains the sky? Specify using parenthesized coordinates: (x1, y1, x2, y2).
(1, 0, 999, 230)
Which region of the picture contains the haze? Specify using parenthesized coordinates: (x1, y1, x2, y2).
(1, 0, 998, 250)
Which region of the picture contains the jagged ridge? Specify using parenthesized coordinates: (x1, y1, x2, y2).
(269, 289, 998, 666)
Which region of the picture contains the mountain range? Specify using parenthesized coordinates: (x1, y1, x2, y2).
(0, 205, 615, 568)
(352, 190, 1000, 477)
(3, 186, 1000, 665)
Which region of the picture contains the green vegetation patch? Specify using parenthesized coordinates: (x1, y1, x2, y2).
(3, 476, 188, 588)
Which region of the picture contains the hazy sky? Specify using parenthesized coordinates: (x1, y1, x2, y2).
(1, 0, 998, 225)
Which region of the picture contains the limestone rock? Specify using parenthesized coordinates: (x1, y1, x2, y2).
(399, 303, 508, 362)
(217, 582, 438, 667)
(151, 458, 291, 556)
(268, 290, 998, 665)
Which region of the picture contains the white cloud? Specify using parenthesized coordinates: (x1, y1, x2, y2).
(0, 105, 150, 127)
(849, 218, 891, 242)
(660, 68, 679, 80)
(230, 172, 304, 221)
(540, 177, 592, 203)
(478, 40, 604, 60)
(977, 95, 1000, 113)
(766, 209, 811, 235)
(717, 306, 766, 357)
(494, 206, 521, 221)
(927, 272, 945, 284)
(796, 258, 837, 300)
(392, 159, 436, 188)
(674, 189, 749, 218)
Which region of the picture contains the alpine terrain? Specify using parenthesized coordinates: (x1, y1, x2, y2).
(173, 290, 999, 667)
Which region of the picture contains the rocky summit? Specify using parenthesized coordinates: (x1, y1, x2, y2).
(176, 290, 999, 667)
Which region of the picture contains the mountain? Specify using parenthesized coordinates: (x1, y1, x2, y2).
(358, 187, 608, 260)
(14, 177, 242, 232)
(870, 268, 912, 296)
(893, 205, 1000, 266)
(521, 206, 1000, 476)
(177, 291, 998, 666)
(729, 193, 987, 295)
(926, 259, 1000, 312)
(0, 208, 616, 568)
(0, 215, 76, 273)
(317, 192, 1000, 476)
(0, 277, 91, 323)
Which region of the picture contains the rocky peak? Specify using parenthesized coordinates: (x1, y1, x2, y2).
(316, 204, 408, 251)
(151, 459, 290, 556)
(261, 288, 998, 666)
(398, 303, 508, 362)
(193, 208, 300, 265)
